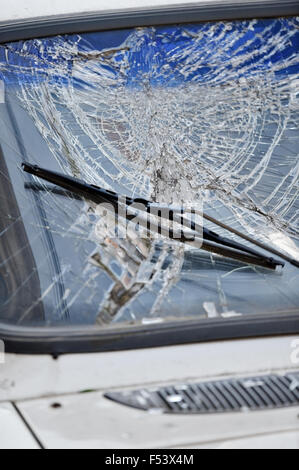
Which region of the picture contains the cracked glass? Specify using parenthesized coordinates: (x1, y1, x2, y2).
(0, 17, 298, 330)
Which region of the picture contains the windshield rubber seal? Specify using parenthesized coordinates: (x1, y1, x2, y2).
(1, 312, 299, 355)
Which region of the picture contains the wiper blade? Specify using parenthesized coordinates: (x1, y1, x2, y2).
(202, 212, 299, 269)
(22, 162, 294, 270)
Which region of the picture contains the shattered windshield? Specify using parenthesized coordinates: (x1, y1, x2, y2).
(0, 17, 298, 330)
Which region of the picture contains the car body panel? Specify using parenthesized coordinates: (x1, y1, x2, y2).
(0, 402, 39, 449)
(1, 335, 298, 402)
(15, 388, 299, 449)
(0, 0, 299, 449)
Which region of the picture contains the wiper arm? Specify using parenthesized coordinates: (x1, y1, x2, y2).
(179, 208, 299, 269)
(22, 162, 294, 270)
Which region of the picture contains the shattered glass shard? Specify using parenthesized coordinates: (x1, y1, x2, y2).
(0, 17, 298, 328)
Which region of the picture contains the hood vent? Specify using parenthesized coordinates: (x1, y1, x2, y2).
(105, 372, 299, 414)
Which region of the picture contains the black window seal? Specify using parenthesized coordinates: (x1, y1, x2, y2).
(0, 2, 298, 355)
(0, 1, 298, 44)
(1, 312, 299, 356)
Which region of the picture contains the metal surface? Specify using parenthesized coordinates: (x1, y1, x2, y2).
(181, 430, 299, 448)
(16, 390, 299, 449)
(105, 372, 299, 413)
(0, 402, 40, 449)
(1, 335, 298, 402)
(1, 334, 299, 448)
(0, 0, 298, 450)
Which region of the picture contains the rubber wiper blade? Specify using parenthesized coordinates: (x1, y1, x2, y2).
(22, 163, 292, 270)
(202, 212, 299, 269)
(22, 162, 140, 208)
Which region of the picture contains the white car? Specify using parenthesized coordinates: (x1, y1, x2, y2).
(0, 0, 299, 450)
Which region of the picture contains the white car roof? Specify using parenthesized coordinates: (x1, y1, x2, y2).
(1, 0, 222, 23)
(3, 0, 282, 44)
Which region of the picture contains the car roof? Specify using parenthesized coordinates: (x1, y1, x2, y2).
(1, 0, 218, 23)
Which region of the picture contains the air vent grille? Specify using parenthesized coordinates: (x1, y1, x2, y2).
(105, 372, 299, 414)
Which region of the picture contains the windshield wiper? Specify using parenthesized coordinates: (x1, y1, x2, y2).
(22, 162, 297, 270)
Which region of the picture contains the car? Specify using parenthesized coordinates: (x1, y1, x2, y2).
(0, 0, 299, 450)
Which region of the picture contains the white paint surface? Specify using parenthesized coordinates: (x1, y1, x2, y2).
(0, 0, 228, 22)
(0, 335, 298, 402)
(0, 0, 297, 449)
(16, 392, 299, 449)
(0, 402, 39, 449)
(217, 431, 299, 449)
(178, 431, 299, 448)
